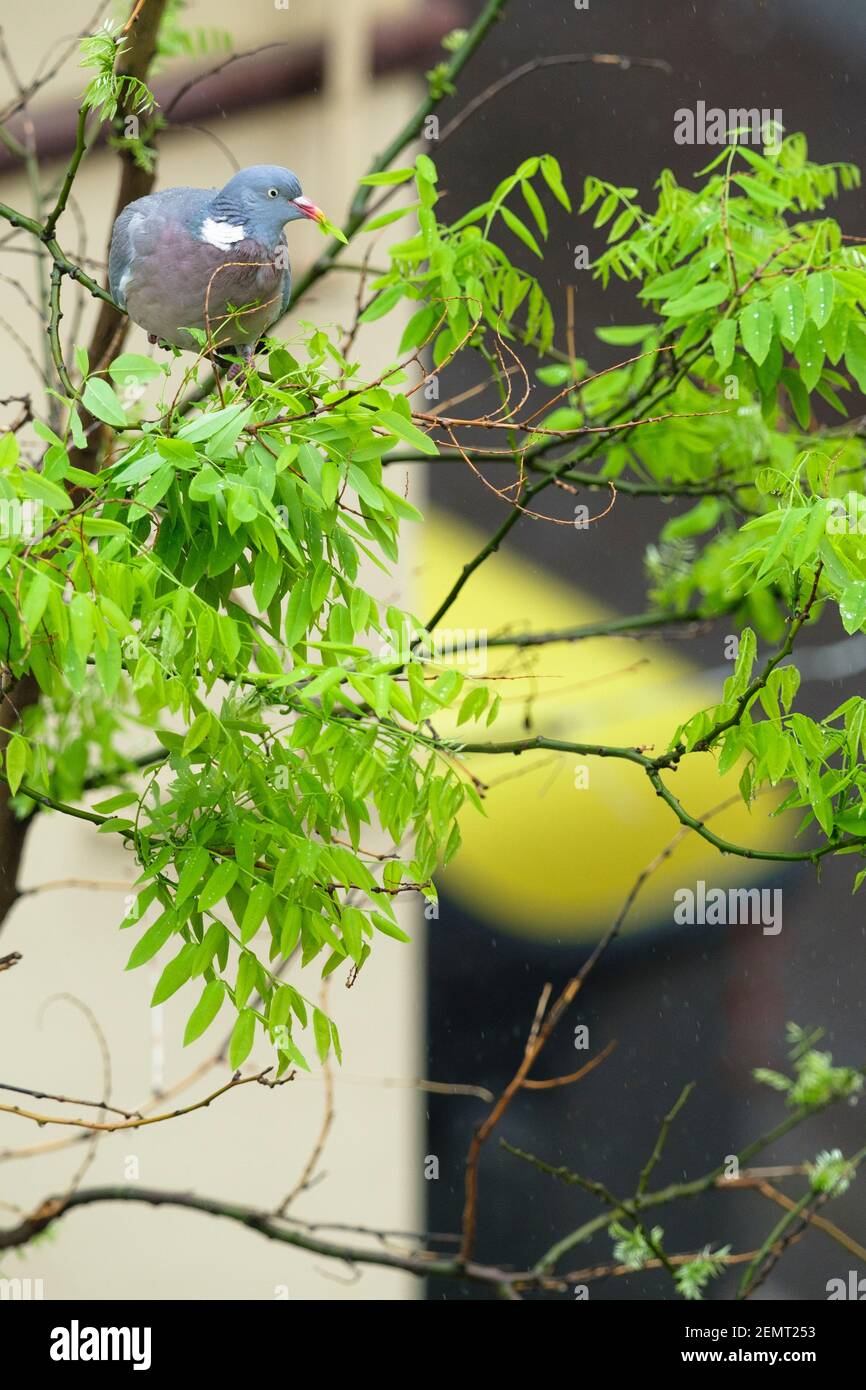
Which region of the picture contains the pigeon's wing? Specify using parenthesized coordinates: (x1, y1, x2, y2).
(279, 270, 292, 317)
(279, 235, 292, 317)
(108, 201, 144, 309)
(108, 187, 214, 308)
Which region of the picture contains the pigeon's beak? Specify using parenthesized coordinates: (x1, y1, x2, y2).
(292, 196, 326, 225)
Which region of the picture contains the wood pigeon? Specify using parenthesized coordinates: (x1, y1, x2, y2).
(108, 165, 325, 365)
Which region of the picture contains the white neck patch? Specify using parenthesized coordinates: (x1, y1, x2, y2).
(200, 217, 246, 251)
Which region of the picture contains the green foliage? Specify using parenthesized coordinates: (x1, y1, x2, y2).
(11, 125, 866, 1069)
(557, 136, 866, 864)
(425, 65, 456, 101)
(440, 28, 470, 54)
(0, 140, 582, 1069)
(674, 1246, 732, 1301)
(608, 1223, 730, 1300)
(608, 1220, 664, 1270)
(89, 0, 236, 176)
(753, 1022, 863, 1107)
(1, 312, 484, 1069)
(156, 0, 233, 63)
(79, 23, 156, 122)
(359, 154, 565, 363)
(808, 1148, 855, 1196)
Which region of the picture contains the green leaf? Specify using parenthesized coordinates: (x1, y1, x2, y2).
(521, 180, 548, 239)
(5, 735, 27, 796)
(840, 581, 866, 635)
(457, 686, 489, 725)
(340, 906, 365, 964)
(253, 550, 281, 611)
(371, 912, 411, 943)
(197, 859, 239, 914)
(229, 1009, 256, 1070)
(592, 192, 618, 227)
(182, 710, 211, 755)
(661, 282, 728, 317)
(269, 984, 293, 1029)
(821, 308, 849, 364)
(399, 305, 439, 354)
(191, 921, 226, 976)
(278, 1037, 310, 1072)
(499, 206, 543, 258)
(415, 152, 438, 183)
(791, 499, 828, 570)
(176, 846, 212, 906)
(69, 409, 87, 448)
(204, 405, 253, 460)
(795, 321, 825, 392)
(364, 203, 421, 233)
(756, 506, 805, 580)
(19, 470, 72, 511)
(844, 324, 866, 393)
(125, 911, 175, 970)
(179, 404, 249, 445)
(188, 465, 220, 501)
(739, 301, 775, 365)
(151, 945, 196, 1005)
(540, 155, 571, 211)
(234, 951, 258, 1007)
(781, 368, 811, 429)
(68, 593, 94, 662)
(377, 410, 438, 455)
(92, 790, 139, 813)
(240, 881, 273, 943)
(82, 377, 128, 428)
(284, 579, 311, 648)
(136, 463, 174, 509)
(346, 463, 383, 511)
(319, 216, 348, 244)
(808, 766, 834, 838)
(661, 496, 721, 541)
(772, 282, 806, 346)
(313, 1007, 331, 1062)
(595, 325, 654, 346)
(108, 353, 165, 384)
(731, 627, 757, 692)
(535, 364, 573, 385)
(21, 571, 52, 633)
(183, 979, 225, 1045)
(805, 272, 835, 329)
(711, 319, 737, 372)
(359, 287, 404, 324)
(359, 168, 415, 186)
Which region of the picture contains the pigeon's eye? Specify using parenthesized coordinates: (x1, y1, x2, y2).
(267, 188, 279, 198)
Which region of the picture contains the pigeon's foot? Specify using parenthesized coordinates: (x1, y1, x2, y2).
(221, 344, 256, 382)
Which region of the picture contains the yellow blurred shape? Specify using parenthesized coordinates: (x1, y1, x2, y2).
(419, 506, 793, 940)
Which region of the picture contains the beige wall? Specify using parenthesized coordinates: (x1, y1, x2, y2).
(1, 0, 427, 1300)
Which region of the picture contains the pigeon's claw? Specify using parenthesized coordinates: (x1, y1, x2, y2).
(224, 343, 255, 381)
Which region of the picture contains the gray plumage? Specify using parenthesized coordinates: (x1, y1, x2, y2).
(108, 166, 325, 354)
